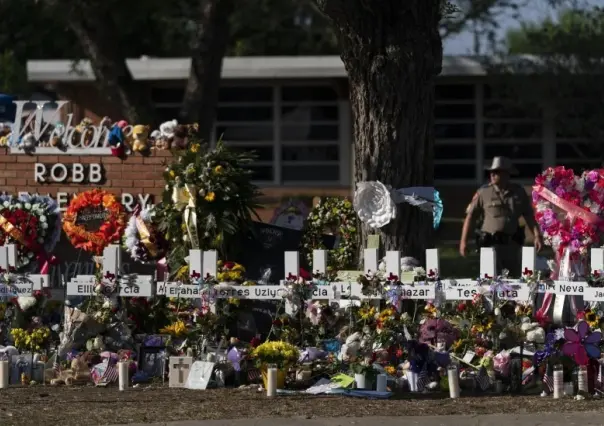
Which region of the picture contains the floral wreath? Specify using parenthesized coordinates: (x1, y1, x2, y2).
(0, 193, 61, 269)
(63, 189, 126, 255)
(533, 166, 604, 258)
(301, 197, 357, 272)
(123, 205, 166, 263)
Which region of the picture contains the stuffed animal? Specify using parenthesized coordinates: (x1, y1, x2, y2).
(522, 321, 545, 344)
(50, 356, 91, 385)
(159, 119, 178, 139)
(131, 124, 150, 153)
(172, 124, 189, 149)
(21, 132, 36, 152)
(107, 120, 128, 157)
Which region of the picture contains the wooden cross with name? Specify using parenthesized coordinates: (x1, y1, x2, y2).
(65, 245, 153, 298)
(0, 244, 50, 298)
(155, 249, 218, 313)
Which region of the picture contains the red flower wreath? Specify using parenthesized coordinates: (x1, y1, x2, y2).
(63, 189, 126, 254)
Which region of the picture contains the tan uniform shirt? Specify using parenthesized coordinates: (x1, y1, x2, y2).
(466, 183, 537, 235)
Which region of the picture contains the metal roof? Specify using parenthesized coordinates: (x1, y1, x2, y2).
(26, 55, 501, 82)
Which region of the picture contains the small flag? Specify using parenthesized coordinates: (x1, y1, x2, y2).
(247, 368, 261, 382)
(542, 371, 554, 393)
(417, 368, 429, 392)
(101, 360, 119, 384)
(475, 367, 491, 391)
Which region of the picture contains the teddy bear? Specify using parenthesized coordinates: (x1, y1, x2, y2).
(131, 124, 151, 153)
(172, 124, 190, 150)
(50, 356, 91, 385)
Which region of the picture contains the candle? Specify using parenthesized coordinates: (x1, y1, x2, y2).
(354, 373, 366, 390)
(407, 371, 418, 392)
(578, 366, 588, 393)
(447, 365, 460, 399)
(266, 366, 277, 397)
(0, 360, 8, 389)
(118, 362, 129, 391)
(376, 374, 387, 392)
(553, 364, 563, 399)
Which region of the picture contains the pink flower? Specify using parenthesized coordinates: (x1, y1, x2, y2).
(562, 321, 601, 366)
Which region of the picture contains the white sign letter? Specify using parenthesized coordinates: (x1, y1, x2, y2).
(89, 163, 102, 183)
(34, 163, 46, 183)
(72, 163, 84, 183)
(121, 193, 134, 211)
(50, 164, 68, 182)
(57, 192, 69, 211)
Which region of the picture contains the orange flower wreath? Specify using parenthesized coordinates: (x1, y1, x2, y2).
(63, 189, 127, 254)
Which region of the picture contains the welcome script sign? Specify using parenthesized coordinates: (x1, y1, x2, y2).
(9, 100, 134, 152)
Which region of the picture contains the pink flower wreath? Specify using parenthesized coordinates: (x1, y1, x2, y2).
(532, 166, 604, 258)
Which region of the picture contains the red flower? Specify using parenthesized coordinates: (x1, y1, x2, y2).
(523, 267, 533, 276)
(299, 268, 311, 280)
(457, 303, 466, 312)
(223, 261, 235, 270)
(250, 337, 261, 348)
(272, 319, 282, 326)
(577, 311, 587, 320)
(395, 348, 404, 358)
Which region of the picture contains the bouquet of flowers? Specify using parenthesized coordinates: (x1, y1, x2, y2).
(123, 205, 167, 263)
(0, 193, 61, 268)
(251, 340, 300, 369)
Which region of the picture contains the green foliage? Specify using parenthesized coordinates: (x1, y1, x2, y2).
(301, 197, 358, 272)
(499, 7, 604, 153)
(155, 140, 261, 276)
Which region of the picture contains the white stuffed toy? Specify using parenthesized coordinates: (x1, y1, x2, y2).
(159, 119, 178, 139)
(339, 332, 361, 361)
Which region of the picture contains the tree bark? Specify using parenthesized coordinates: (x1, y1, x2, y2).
(44, 0, 155, 123)
(314, 0, 443, 261)
(180, 0, 234, 143)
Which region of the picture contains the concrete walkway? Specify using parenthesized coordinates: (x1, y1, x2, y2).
(115, 412, 604, 426)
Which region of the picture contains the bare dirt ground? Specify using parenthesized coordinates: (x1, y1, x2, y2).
(1, 385, 603, 426)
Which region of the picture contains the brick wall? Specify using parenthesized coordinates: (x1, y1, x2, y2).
(0, 149, 355, 221)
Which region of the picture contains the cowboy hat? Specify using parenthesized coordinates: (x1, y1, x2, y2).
(485, 156, 518, 175)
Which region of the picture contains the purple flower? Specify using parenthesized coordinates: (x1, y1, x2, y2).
(555, 186, 567, 198)
(587, 171, 599, 182)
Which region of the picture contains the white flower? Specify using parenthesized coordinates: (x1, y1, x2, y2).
(39, 215, 46, 222)
(24, 203, 31, 210)
(353, 181, 397, 229)
(14, 203, 21, 209)
(17, 296, 37, 311)
(413, 266, 426, 276)
(554, 328, 565, 341)
(41, 223, 48, 229)
(2, 201, 8, 207)
(32, 203, 40, 211)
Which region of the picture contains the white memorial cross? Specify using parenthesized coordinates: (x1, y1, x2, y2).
(0, 244, 50, 299)
(440, 247, 535, 302)
(65, 245, 153, 297)
(156, 249, 223, 313)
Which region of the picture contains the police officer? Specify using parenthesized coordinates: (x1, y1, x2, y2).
(459, 157, 543, 277)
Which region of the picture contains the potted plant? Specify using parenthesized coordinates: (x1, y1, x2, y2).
(350, 361, 377, 390)
(251, 340, 300, 389)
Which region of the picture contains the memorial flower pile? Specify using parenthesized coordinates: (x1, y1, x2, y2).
(10, 326, 51, 351)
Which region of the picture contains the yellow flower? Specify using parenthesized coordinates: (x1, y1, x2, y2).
(451, 339, 463, 351)
(190, 143, 200, 153)
(214, 165, 223, 174)
(228, 298, 240, 306)
(205, 192, 215, 202)
(359, 306, 376, 321)
(160, 320, 188, 337)
(385, 366, 396, 375)
(169, 170, 175, 178)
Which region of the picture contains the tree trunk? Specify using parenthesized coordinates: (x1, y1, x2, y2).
(180, 0, 234, 143)
(314, 0, 443, 261)
(67, 19, 155, 123)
